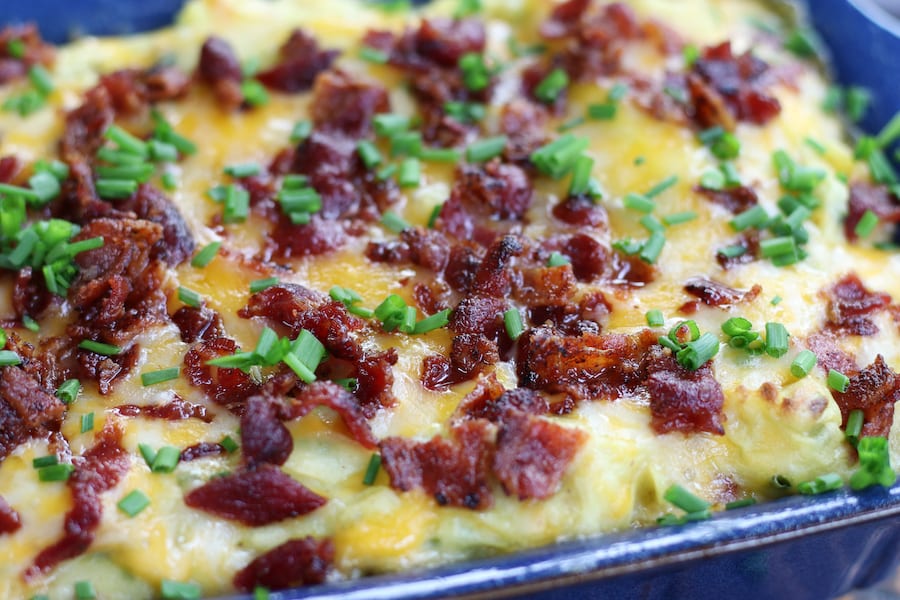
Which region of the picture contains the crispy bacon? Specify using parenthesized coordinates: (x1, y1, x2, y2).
(805, 332, 857, 375)
(256, 29, 339, 93)
(60, 86, 113, 166)
(184, 337, 261, 413)
(241, 394, 294, 467)
(831, 355, 899, 438)
(113, 396, 211, 422)
(471, 235, 525, 297)
(74, 345, 139, 396)
(516, 265, 576, 307)
(353, 349, 399, 417)
(184, 465, 326, 526)
(0, 24, 54, 84)
(308, 70, 389, 138)
(543, 234, 609, 282)
(845, 182, 900, 242)
(824, 273, 892, 336)
(197, 36, 244, 109)
(449, 296, 506, 338)
(0, 495, 20, 535)
(682, 277, 761, 310)
(552, 195, 608, 228)
(0, 366, 67, 461)
(180, 442, 226, 462)
(716, 231, 760, 269)
(696, 185, 759, 214)
(380, 420, 493, 509)
(26, 423, 129, 579)
(12, 267, 56, 320)
(646, 350, 725, 435)
(286, 381, 377, 449)
(493, 410, 586, 499)
(501, 99, 549, 165)
(455, 374, 549, 422)
(121, 184, 195, 266)
(172, 305, 225, 343)
(233, 537, 334, 592)
(0, 155, 20, 183)
(365, 227, 452, 274)
(98, 65, 191, 115)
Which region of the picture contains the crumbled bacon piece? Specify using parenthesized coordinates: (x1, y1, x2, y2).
(540, 0, 591, 39)
(542, 234, 609, 282)
(74, 345, 140, 395)
(241, 394, 294, 467)
(646, 350, 725, 435)
(172, 305, 225, 343)
(1, 366, 66, 431)
(233, 537, 334, 592)
(493, 410, 586, 499)
(682, 277, 761, 310)
(501, 99, 549, 165)
(0, 155, 20, 183)
(26, 424, 129, 579)
(831, 355, 899, 438)
(0, 495, 20, 535)
(197, 36, 244, 110)
(845, 182, 900, 242)
(687, 42, 781, 128)
(365, 227, 452, 274)
(184, 337, 261, 413)
(823, 273, 892, 336)
(286, 381, 377, 449)
(98, 66, 191, 115)
(716, 231, 760, 269)
(180, 442, 226, 462)
(375, 18, 485, 70)
(516, 265, 577, 307)
(455, 373, 549, 422)
(380, 420, 493, 509)
(449, 295, 506, 338)
(0, 24, 54, 84)
(353, 349, 399, 417)
(184, 465, 326, 526)
(696, 185, 759, 214)
(552, 195, 608, 228)
(113, 396, 210, 422)
(60, 86, 113, 165)
(308, 70, 389, 138)
(805, 332, 857, 375)
(471, 235, 525, 297)
(256, 29, 339, 93)
(12, 266, 56, 320)
(122, 184, 195, 266)
(608, 251, 658, 286)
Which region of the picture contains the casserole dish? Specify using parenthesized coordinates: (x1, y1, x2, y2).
(0, 2, 899, 599)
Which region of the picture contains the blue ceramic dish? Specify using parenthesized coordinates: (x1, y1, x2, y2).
(1, 2, 899, 599)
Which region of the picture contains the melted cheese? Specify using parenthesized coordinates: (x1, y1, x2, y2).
(0, 0, 898, 598)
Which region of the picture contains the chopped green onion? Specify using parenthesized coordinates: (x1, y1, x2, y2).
(876, 111, 900, 148)
(357, 140, 382, 169)
(530, 134, 590, 179)
(21, 315, 39, 332)
(412, 309, 451, 334)
(80, 412, 94, 433)
(638, 231, 665, 264)
(56, 378, 81, 404)
(850, 436, 896, 490)
(390, 130, 422, 157)
(363, 453, 382, 485)
(760, 236, 797, 259)
(7, 39, 25, 59)
(240, 79, 269, 107)
(725, 498, 757, 510)
(105, 125, 148, 157)
(534, 68, 568, 103)
(373, 114, 411, 138)
(290, 120, 312, 142)
(78, 340, 121, 356)
(178, 286, 203, 308)
(587, 102, 617, 120)
(397, 158, 421, 188)
(28, 171, 61, 205)
(38, 463, 75, 482)
(797, 473, 843, 495)
(117, 489, 151, 517)
(444, 101, 485, 124)
(845, 409, 864, 448)
(827, 369, 850, 393)
(546, 251, 570, 267)
(249, 277, 279, 294)
(645, 309, 664, 327)
(160, 579, 202, 600)
(380, 210, 410, 233)
(504, 308, 524, 340)
(764, 322, 789, 358)
(151, 446, 181, 473)
(220, 435, 239, 453)
(376, 164, 397, 181)
(95, 178, 138, 200)
(96, 162, 156, 182)
(557, 116, 585, 132)
(669, 320, 701, 345)
(568, 155, 594, 197)
(721, 317, 752, 337)
(640, 214, 664, 233)
(149, 140, 179, 163)
(790, 349, 817, 378)
(254, 587, 271, 600)
(222, 185, 249, 223)
(224, 163, 261, 178)
(623, 193, 654, 213)
(845, 86, 870, 123)
(663, 484, 710, 513)
(729, 205, 769, 231)
(676, 332, 719, 370)
(141, 367, 180, 387)
(784, 28, 821, 58)
(74, 580, 96, 600)
(466, 136, 507, 163)
(359, 46, 389, 63)
(459, 52, 490, 92)
(644, 175, 678, 198)
(420, 147, 462, 163)
(661, 211, 697, 226)
(33, 455, 58, 469)
(191, 241, 221, 268)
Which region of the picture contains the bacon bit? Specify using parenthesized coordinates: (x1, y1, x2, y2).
(696, 185, 759, 214)
(256, 29, 339, 93)
(0, 495, 20, 535)
(516, 265, 577, 307)
(449, 295, 506, 338)
(529, 296, 606, 336)
(552, 195, 608, 228)
(608, 251, 658, 286)
(60, 86, 114, 166)
(74, 345, 140, 396)
(309, 70, 390, 138)
(845, 182, 900, 242)
(113, 396, 211, 423)
(0, 366, 65, 430)
(385, 18, 485, 70)
(184, 465, 326, 526)
(831, 355, 899, 438)
(646, 350, 726, 435)
(172, 305, 225, 343)
(380, 419, 494, 510)
(716, 230, 760, 270)
(353, 349, 399, 417)
(180, 442, 226, 462)
(824, 273, 892, 336)
(122, 184, 195, 267)
(540, 0, 591, 39)
(240, 283, 364, 360)
(688, 42, 781, 128)
(455, 373, 549, 422)
(241, 394, 294, 467)
(445, 245, 483, 293)
(501, 99, 550, 166)
(184, 337, 261, 413)
(26, 423, 129, 579)
(0, 24, 54, 84)
(543, 233, 609, 282)
(413, 281, 452, 315)
(98, 66, 191, 115)
(805, 332, 858, 375)
(683, 277, 761, 310)
(0, 397, 26, 463)
(233, 537, 334, 592)
(493, 410, 586, 499)
(365, 227, 452, 273)
(197, 36, 244, 110)
(448, 333, 500, 380)
(471, 235, 525, 298)
(286, 381, 378, 449)
(12, 266, 56, 320)
(0, 156, 20, 184)
(268, 216, 349, 259)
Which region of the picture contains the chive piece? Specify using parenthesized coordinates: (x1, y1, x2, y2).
(249, 277, 279, 294)
(141, 367, 180, 387)
(568, 155, 594, 197)
(160, 580, 202, 600)
(95, 178, 138, 200)
(804, 137, 827, 155)
(623, 193, 654, 213)
(466, 136, 507, 163)
(38, 463, 75, 482)
(289, 329, 326, 372)
(557, 116, 585, 132)
(645, 309, 664, 327)
(359, 46, 389, 64)
(161, 172, 178, 191)
(362, 453, 382, 485)
(645, 175, 678, 198)
(33, 455, 58, 469)
(412, 309, 451, 334)
(420, 147, 462, 163)
(458, 52, 490, 92)
(854, 209, 879, 238)
(760, 236, 797, 259)
(712, 133, 741, 160)
(845, 409, 864, 448)
(662, 211, 697, 227)
(850, 436, 896, 490)
(729, 205, 769, 231)
(784, 28, 820, 58)
(771, 295, 783, 306)
(74, 580, 96, 600)
(721, 317, 752, 337)
(138, 444, 157, 468)
(78, 340, 121, 356)
(764, 322, 789, 358)
(640, 214, 664, 233)
(788, 349, 817, 378)
(444, 101, 486, 124)
(151, 446, 181, 473)
(639, 231, 666, 264)
(530, 134, 590, 179)
(725, 497, 757, 510)
(663, 484, 710, 513)
(105, 125, 148, 157)
(845, 86, 870, 123)
(380, 210, 410, 233)
(149, 140, 179, 163)
(223, 185, 250, 223)
(373, 114, 411, 138)
(534, 68, 569, 103)
(220, 435, 239, 453)
(454, 0, 482, 17)
(797, 473, 843, 495)
(290, 120, 312, 143)
(56, 378, 81, 404)
(357, 140, 382, 169)
(177, 287, 203, 308)
(240, 79, 269, 107)
(546, 251, 570, 267)
(390, 130, 422, 157)
(191, 241, 221, 268)
(117, 489, 151, 517)
(504, 308, 524, 340)
(676, 332, 719, 370)
(28, 171, 61, 204)
(22, 315, 39, 332)
(587, 102, 617, 120)
(397, 158, 421, 188)
(254, 587, 271, 600)
(283, 352, 316, 383)
(80, 412, 94, 433)
(224, 163, 261, 178)
(7, 39, 25, 59)
(828, 369, 850, 392)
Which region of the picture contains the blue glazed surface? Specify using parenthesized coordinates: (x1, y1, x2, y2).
(2, 2, 900, 599)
